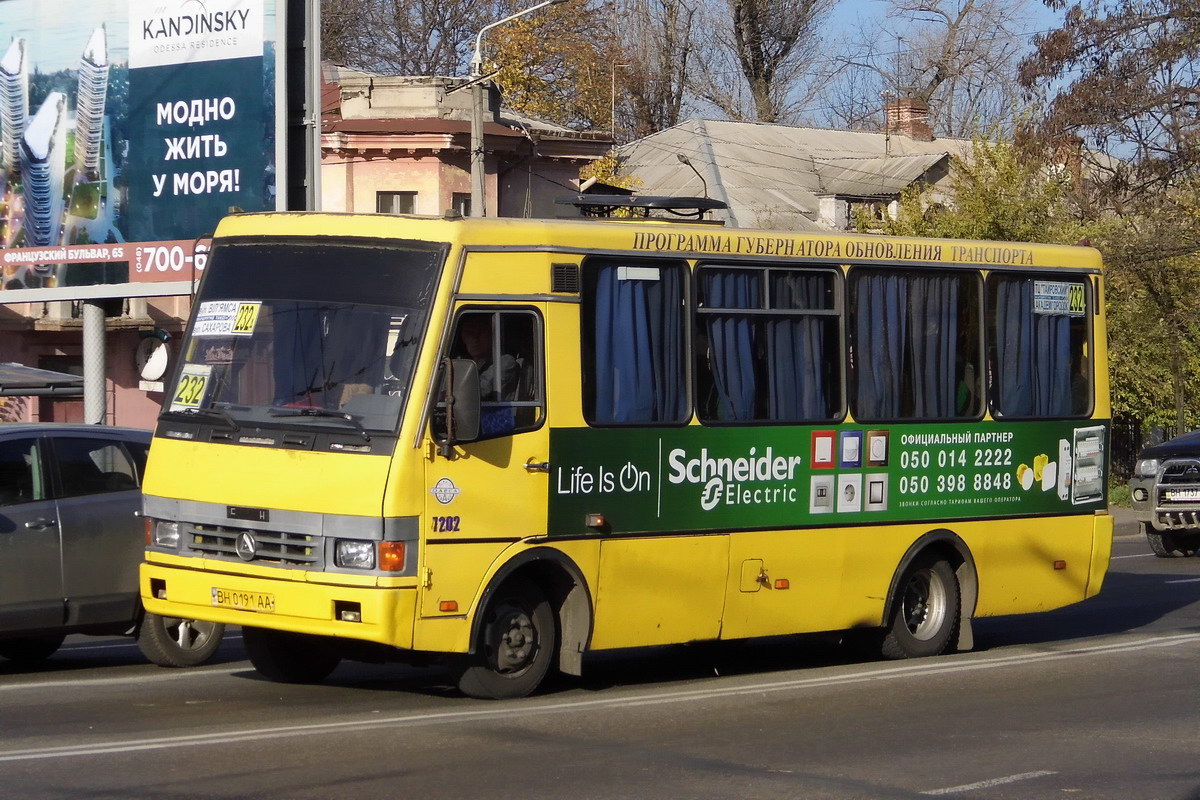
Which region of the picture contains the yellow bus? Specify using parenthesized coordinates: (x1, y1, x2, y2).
(140, 203, 1112, 698)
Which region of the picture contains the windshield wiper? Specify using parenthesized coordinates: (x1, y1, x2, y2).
(168, 407, 241, 431)
(268, 407, 371, 442)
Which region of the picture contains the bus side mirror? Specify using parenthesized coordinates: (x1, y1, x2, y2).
(439, 358, 480, 456)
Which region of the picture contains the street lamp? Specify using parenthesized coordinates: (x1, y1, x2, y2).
(468, 0, 573, 217)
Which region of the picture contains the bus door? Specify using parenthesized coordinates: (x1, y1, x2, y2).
(421, 305, 549, 618)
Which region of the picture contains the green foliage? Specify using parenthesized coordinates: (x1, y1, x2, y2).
(877, 137, 1082, 245)
(579, 151, 642, 190)
(1108, 482, 1130, 508)
(486, 4, 618, 131)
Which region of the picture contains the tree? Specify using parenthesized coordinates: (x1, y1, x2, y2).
(1019, 0, 1200, 431)
(691, 0, 834, 123)
(822, 0, 1031, 136)
(616, 0, 696, 139)
(876, 136, 1082, 242)
(320, 0, 502, 75)
(1019, 0, 1200, 199)
(484, 2, 620, 130)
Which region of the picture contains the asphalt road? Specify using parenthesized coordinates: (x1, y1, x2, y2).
(3, 519, 1199, 800)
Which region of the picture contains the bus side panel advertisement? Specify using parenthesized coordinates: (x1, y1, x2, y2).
(0, 0, 278, 296)
(547, 422, 1109, 536)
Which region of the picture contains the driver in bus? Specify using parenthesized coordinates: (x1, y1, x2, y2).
(457, 315, 520, 435)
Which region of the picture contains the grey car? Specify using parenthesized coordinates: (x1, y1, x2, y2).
(0, 423, 224, 666)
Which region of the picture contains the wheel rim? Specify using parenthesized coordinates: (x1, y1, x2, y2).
(901, 568, 948, 641)
(163, 618, 218, 651)
(488, 602, 539, 676)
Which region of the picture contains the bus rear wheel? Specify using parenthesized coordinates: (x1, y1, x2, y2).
(882, 554, 959, 660)
(457, 579, 556, 700)
(243, 627, 341, 683)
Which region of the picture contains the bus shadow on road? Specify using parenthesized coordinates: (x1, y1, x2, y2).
(972, 568, 1200, 650)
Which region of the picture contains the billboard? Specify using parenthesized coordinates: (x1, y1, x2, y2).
(0, 0, 283, 299)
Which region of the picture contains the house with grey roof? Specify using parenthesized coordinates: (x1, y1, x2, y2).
(617, 99, 973, 231)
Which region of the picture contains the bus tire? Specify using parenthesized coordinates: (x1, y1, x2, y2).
(0, 634, 65, 664)
(243, 627, 341, 683)
(137, 612, 225, 667)
(881, 554, 959, 660)
(457, 579, 556, 700)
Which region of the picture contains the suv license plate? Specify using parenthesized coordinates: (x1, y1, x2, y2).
(211, 587, 276, 613)
(1168, 490, 1200, 502)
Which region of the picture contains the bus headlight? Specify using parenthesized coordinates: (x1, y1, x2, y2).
(335, 539, 375, 569)
(153, 520, 181, 548)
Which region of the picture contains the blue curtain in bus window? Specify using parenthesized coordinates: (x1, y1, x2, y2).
(907, 275, 960, 418)
(703, 269, 759, 421)
(995, 279, 1072, 416)
(769, 272, 829, 420)
(854, 272, 908, 419)
(592, 265, 685, 423)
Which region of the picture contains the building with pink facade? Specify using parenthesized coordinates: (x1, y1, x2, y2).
(0, 69, 613, 429)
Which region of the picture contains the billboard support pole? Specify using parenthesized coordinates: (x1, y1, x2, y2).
(82, 301, 106, 425)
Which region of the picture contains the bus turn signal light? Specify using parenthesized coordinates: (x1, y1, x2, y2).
(379, 541, 406, 571)
(774, 579, 790, 590)
(144, 517, 153, 546)
(439, 601, 459, 613)
(1053, 560, 1067, 570)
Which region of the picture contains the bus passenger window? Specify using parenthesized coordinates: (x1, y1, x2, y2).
(445, 309, 544, 439)
(988, 275, 1090, 418)
(849, 268, 982, 421)
(695, 266, 841, 423)
(582, 259, 688, 425)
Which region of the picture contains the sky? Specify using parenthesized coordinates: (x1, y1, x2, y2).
(826, 0, 1065, 48)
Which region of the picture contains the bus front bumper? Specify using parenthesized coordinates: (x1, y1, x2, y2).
(140, 561, 416, 648)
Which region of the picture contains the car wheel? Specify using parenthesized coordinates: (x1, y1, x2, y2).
(1146, 530, 1193, 557)
(0, 634, 65, 665)
(456, 578, 556, 700)
(881, 554, 960, 660)
(137, 612, 225, 667)
(242, 626, 341, 683)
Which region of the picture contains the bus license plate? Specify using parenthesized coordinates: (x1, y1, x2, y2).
(1168, 489, 1200, 502)
(211, 587, 276, 613)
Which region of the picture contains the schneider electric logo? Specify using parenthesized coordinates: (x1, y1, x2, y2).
(668, 447, 804, 511)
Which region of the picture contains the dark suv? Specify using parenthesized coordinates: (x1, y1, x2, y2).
(1129, 430, 1200, 557)
(0, 424, 224, 666)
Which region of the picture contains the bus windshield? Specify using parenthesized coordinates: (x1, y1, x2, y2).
(165, 238, 445, 433)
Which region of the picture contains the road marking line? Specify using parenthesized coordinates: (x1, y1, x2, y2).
(1164, 577, 1200, 584)
(1111, 554, 1153, 560)
(922, 770, 1056, 795)
(1, 632, 1199, 763)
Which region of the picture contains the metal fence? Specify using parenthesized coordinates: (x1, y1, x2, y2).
(1111, 416, 1177, 482)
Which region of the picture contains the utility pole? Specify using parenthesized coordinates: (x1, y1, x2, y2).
(468, 0, 574, 218)
(611, 63, 630, 141)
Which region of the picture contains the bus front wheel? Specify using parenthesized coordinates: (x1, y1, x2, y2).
(457, 579, 556, 700)
(881, 554, 960, 660)
(243, 627, 341, 683)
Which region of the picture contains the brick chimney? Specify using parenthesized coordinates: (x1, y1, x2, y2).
(884, 97, 934, 142)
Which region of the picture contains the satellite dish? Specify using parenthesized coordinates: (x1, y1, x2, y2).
(136, 337, 170, 381)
